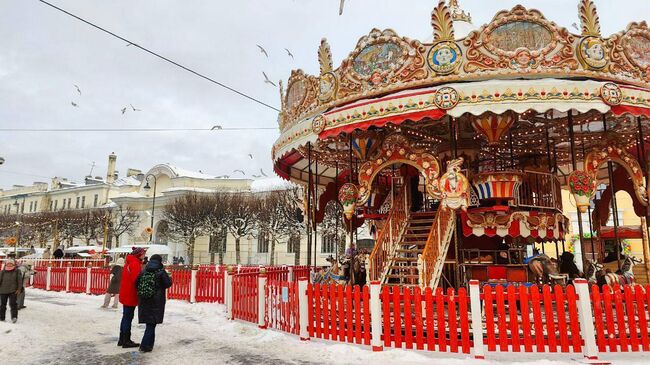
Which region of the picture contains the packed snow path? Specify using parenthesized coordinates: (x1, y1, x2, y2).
(0, 289, 644, 365)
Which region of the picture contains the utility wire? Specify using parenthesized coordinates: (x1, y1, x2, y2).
(0, 127, 276, 132)
(38, 0, 281, 112)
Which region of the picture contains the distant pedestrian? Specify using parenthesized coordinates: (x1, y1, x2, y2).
(29, 245, 36, 255)
(0, 259, 23, 323)
(136, 254, 172, 352)
(16, 261, 34, 310)
(42, 246, 51, 260)
(101, 258, 124, 309)
(117, 247, 146, 348)
(172, 256, 178, 265)
(53, 245, 64, 259)
(178, 256, 185, 265)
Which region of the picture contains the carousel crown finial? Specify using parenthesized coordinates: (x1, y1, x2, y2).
(432, 0, 455, 41)
(318, 38, 333, 75)
(447, 0, 471, 23)
(578, 0, 601, 36)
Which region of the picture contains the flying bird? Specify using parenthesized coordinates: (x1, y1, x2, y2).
(260, 168, 268, 177)
(130, 104, 142, 112)
(71, 101, 79, 107)
(571, 22, 579, 31)
(216, 175, 230, 179)
(339, 0, 346, 15)
(211, 125, 222, 130)
(73, 85, 81, 95)
(285, 48, 294, 59)
(121, 107, 127, 115)
(257, 44, 269, 58)
(252, 174, 261, 178)
(247, 154, 253, 159)
(262, 72, 277, 87)
(233, 169, 245, 175)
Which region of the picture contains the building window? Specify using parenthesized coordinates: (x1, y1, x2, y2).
(67, 198, 71, 209)
(321, 234, 337, 253)
(54, 200, 58, 210)
(93, 194, 98, 207)
(33, 201, 37, 212)
(76, 197, 80, 209)
(81, 196, 85, 209)
(257, 232, 269, 253)
(49, 201, 53, 211)
(288, 234, 300, 253)
(29, 202, 33, 212)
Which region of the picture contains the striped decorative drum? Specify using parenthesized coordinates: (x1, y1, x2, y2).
(471, 172, 522, 200)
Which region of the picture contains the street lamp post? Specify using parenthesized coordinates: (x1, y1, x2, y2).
(13, 195, 26, 256)
(143, 174, 157, 242)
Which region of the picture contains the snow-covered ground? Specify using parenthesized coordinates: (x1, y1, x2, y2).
(0, 289, 645, 365)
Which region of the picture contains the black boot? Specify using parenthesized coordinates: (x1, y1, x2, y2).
(117, 333, 124, 347)
(139, 346, 153, 353)
(122, 332, 140, 348)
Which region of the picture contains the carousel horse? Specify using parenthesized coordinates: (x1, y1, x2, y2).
(528, 254, 568, 286)
(584, 260, 604, 284)
(596, 256, 640, 288)
(339, 250, 369, 286)
(312, 255, 347, 285)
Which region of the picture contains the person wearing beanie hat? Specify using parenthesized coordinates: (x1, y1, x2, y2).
(101, 257, 124, 309)
(0, 259, 22, 323)
(117, 247, 146, 348)
(135, 253, 172, 352)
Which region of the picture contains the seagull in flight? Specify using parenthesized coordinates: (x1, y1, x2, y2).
(260, 168, 268, 177)
(73, 85, 81, 95)
(247, 154, 253, 159)
(252, 174, 261, 178)
(571, 23, 579, 31)
(257, 44, 269, 58)
(130, 104, 142, 112)
(233, 169, 245, 176)
(285, 48, 294, 59)
(71, 101, 79, 107)
(211, 125, 222, 130)
(262, 72, 277, 87)
(121, 107, 127, 115)
(339, 0, 346, 15)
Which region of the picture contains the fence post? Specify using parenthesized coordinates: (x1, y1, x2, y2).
(288, 266, 294, 282)
(370, 281, 383, 352)
(298, 277, 309, 341)
(226, 265, 234, 320)
(85, 265, 92, 294)
(575, 278, 598, 360)
(258, 268, 267, 329)
(65, 262, 71, 292)
(469, 280, 485, 359)
(190, 266, 198, 304)
(46, 264, 51, 291)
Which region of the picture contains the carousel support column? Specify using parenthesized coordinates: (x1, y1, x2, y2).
(603, 115, 622, 270)
(641, 217, 650, 283)
(554, 240, 560, 259)
(450, 116, 461, 286)
(637, 116, 650, 282)
(568, 110, 587, 265)
(545, 122, 553, 170)
(581, 131, 597, 262)
(314, 159, 319, 269)
(335, 162, 340, 262)
(348, 133, 354, 250)
(508, 130, 514, 169)
(307, 143, 313, 267)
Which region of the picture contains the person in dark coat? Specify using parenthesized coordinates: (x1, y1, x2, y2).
(0, 259, 23, 323)
(101, 257, 124, 308)
(53, 245, 64, 259)
(136, 254, 172, 352)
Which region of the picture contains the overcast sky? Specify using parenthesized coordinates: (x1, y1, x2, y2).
(1, 0, 649, 189)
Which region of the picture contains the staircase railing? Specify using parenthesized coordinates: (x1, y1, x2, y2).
(418, 206, 456, 289)
(368, 186, 408, 282)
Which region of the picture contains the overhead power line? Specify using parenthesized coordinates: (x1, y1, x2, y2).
(0, 127, 276, 132)
(38, 0, 281, 112)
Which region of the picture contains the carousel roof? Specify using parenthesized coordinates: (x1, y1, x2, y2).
(273, 0, 650, 185)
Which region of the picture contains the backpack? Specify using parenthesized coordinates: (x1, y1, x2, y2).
(137, 271, 157, 299)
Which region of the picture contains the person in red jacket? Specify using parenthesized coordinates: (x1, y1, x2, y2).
(117, 247, 146, 348)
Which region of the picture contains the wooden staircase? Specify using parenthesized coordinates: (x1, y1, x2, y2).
(418, 206, 457, 289)
(383, 212, 437, 286)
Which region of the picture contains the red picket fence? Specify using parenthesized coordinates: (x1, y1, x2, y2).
(293, 266, 312, 281)
(68, 268, 88, 293)
(89, 268, 111, 295)
(307, 283, 372, 346)
(196, 270, 224, 303)
(265, 280, 299, 335)
(168, 269, 191, 300)
(31, 259, 105, 268)
(382, 286, 471, 353)
(33, 267, 47, 289)
(266, 267, 290, 282)
(482, 284, 582, 353)
(232, 272, 258, 323)
(591, 284, 650, 352)
(49, 267, 66, 291)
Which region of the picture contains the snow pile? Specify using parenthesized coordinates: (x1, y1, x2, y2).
(0, 289, 645, 364)
(251, 177, 294, 192)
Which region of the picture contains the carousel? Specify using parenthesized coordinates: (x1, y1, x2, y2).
(272, 0, 650, 289)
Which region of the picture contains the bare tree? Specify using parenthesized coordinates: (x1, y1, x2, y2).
(223, 193, 257, 264)
(321, 200, 346, 257)
(256, 187, 304, 265)
(206, 193, 229, 264)
(162, 193, 213, 266)
(108, 206, 140, 248)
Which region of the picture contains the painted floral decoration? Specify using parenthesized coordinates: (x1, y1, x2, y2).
(569, 170, 595, 197)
